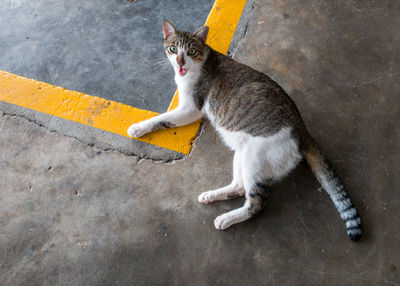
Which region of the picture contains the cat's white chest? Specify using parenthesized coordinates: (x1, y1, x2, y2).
(175, 76, 194, 97)
(174, 70, 200, 105)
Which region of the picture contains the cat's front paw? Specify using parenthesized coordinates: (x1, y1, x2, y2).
(214, 213, 234, 230)
(127, 123, 149, 138)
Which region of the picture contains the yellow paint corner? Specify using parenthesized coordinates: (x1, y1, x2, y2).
(0, 0, 247, 155)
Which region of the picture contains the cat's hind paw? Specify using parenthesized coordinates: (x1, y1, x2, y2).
(127, 123, 148, 138)
(214, 213, 234, 230)
(198, 191, 215, 204)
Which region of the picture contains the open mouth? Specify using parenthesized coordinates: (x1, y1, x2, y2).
(178, 66, 188, 76)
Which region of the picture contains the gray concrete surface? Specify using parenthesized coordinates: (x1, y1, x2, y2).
(1, 0, 400, 285)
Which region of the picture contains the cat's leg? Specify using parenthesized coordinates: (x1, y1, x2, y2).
(127, 104, 201, 138)
(198, 150, 244, 204)
(214, 144, 272, 230)
(213, 180, 270, 230)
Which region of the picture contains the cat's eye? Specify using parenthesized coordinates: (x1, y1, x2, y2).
(169, 45, 177, 53)
(188, 48, 196, 55)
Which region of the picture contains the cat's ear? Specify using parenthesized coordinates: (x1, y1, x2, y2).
(162, 20, 176, 40)
(193, 26, 209, 45)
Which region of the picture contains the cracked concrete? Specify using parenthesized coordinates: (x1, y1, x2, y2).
(228, 0, 255, 58)
(0, 101, 186, 161)
(1, 0, 400, 285)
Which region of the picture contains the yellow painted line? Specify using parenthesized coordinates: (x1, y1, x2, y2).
(0, 0, 247, 154)
(0, 70, 199, 154)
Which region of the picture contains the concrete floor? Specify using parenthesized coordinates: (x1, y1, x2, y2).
(1, 0, 400, 285)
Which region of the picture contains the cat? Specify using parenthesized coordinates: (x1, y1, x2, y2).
(127, 20, 362, 241)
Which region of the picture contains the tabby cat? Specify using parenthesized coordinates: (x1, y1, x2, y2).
(127, 20, 362, 241)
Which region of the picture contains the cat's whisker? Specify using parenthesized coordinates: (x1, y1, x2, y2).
(153, 63, 172, 71)
(154, 57, 170, 65)
(153, 60, 169, 66)
(153, 58, 173, 71)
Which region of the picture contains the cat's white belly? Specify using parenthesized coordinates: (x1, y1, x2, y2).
(216, 127, 249, 150)
(217, 126, 302, 180)
(203, 99, 302, 179)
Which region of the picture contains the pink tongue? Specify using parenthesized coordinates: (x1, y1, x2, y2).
(179, 67, 186, 75)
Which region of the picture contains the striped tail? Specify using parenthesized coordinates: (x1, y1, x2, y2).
(302, 135, 362, 241)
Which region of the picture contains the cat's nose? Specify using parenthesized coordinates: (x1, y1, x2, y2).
(176, 53, 185, 67)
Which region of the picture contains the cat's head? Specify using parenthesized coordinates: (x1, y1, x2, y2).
(162, 20, 209, 77)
